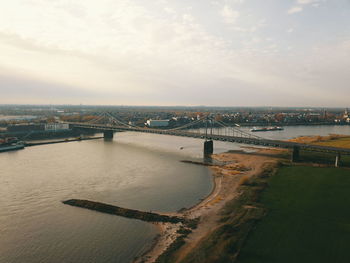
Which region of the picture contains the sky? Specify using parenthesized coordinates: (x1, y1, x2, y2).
(0, 0, 349, 107)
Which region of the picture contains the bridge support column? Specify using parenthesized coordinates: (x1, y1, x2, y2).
(291, 146, 300, 162)
(104, 130, 114, 140)
(204, 140, 214, 155)
(335, 153, 341, 168)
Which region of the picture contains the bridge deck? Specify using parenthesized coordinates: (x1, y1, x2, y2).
(68, 122, 350, 155)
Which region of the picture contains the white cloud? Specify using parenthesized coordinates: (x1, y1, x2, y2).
(287, 6, 303, 14)
(288, 0, 321, 15)
(297, 0, 318, 4)
(231, 0, 245, 3)
(164, 7, 176, 15)
(0, 0, 349, 106)
(288, 0, 320, 15)
(220, 5, 240, 24)
(182, 13, 195, 23)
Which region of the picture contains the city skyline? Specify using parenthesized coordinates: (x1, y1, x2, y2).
(1, 0, 349, 107)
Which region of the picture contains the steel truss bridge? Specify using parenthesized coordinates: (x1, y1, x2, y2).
(65, 112, 350, 166)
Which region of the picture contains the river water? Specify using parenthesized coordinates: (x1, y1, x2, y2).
(1, 125, 350, 263)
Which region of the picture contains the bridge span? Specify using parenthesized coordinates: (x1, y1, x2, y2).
(66, 120, 350, 167)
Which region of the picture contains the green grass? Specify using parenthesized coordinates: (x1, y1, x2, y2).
(238, 166, 350, 263)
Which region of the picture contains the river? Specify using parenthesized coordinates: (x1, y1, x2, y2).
(1, 125, 350, 263)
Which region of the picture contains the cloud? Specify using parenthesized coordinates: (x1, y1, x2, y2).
(297, 0, 318, 4)
(220, 5, 240, 24)
(0, 0, 349, 107)
(164, 7, 176, 15)
(0, 70, 107, 104)
(287, 6, 303, 14)
(288, 0, 321, 15)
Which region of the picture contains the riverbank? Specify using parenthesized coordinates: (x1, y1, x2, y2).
(224, 122, 350, 127)
(25, 136, 103, 147)
(136, 148, 283, 263)
(286, 135, 350, 167)
(289, 134, 350, 148)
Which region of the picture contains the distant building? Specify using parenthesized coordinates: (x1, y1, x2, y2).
(44, 123, 69, 131)
(0, 115, 38, 121)
(146, 119, 169, 127)
(343, 109, 349, 122)
(7, 123, 45, 132)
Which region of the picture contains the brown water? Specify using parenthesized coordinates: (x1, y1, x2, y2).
(0, 133, 216, 263)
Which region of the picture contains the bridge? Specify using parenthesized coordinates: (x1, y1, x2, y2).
(65, 112, 350, 167)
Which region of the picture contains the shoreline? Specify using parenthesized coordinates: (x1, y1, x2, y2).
(183, 168, 219, 212)
(133, 159, 221, 263)
(135, 148, 281, 263)
(25, 136, 103, 147)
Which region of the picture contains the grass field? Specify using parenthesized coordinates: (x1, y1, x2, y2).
(290, 135, 350, 148)
(313, 137, 350, 149)
(238, 165, 350, 263)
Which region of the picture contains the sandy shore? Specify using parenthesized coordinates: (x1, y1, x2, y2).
(135, 148, 281, 263)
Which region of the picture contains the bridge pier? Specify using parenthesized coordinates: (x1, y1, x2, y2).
(104, 130, 114, 140)
(204, 140, 213, 155)
(335, 153, 341, 167)
(291, 146, 300, 162)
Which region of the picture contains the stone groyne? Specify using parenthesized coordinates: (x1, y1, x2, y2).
(62, 199, 185, 224)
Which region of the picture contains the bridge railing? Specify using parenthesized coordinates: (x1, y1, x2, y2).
(64, 112, 350, 155)
(65, 112, 264, 140)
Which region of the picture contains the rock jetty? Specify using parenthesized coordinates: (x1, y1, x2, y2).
(62, 199, 184, 223)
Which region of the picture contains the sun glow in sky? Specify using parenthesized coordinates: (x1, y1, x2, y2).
(0, 0, 349, 106)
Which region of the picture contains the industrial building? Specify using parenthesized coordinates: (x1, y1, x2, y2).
(146, 119, 169, 127)
(44, 123, 69, 131)
(7, 123, 70, 133)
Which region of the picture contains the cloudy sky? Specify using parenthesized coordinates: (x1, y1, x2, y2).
(0, 0, 349, 106)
